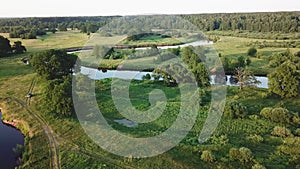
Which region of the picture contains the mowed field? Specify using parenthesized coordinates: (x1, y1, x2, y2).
(0, 31, 89, 53)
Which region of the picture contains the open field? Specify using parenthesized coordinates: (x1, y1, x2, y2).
(0, 31, 89, 53)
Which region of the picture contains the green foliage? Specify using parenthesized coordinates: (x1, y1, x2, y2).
(229, 148, 240, 161)
(260, 107, 290, 124)
(229, 147, 254, 166)
(183, 12, 299, 33)
(181, 46, 210, 87)
(0, 35, 12, 57)
(201, 150, 215, 163)
(43, 76, 74, 116)
(246, 134, 264, 143)
(12, 41, 26, 54)
(224, 101, 248, 119)
(239, 147, 254, 164)
(252, 164, 266, 169)
(142, 73, 151, 80)
(31, 49, 78, 80)
(247, 47, 258, 57)
(294, 128, 300, 136)
(271, 126, 293, 138)
(268, 50, 300, 98)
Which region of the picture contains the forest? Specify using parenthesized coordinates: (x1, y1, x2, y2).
(0, 12, 298, 39)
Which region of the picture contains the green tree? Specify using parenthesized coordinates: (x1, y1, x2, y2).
(268, 60, 299, 98)
(12, 41, 26, 54)
(0, 35, 12, 57)
(224, 101, 248, 119)
(247, 47, 257, 57)
(44, 76, 74, 116)
(31, 49, 78, 80)
(181, 46, 210, 87)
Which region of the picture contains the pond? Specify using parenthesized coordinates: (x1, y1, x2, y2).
(0, 112, 24, 169)
(80, 66, 269, 89)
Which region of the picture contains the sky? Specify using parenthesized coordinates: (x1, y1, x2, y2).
(0, 0, 299, 17)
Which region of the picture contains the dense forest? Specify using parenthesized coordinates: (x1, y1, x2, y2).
(182, 12, 299, 33)
(0, 12, 298, 39)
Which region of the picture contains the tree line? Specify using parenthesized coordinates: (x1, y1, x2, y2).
(0, 16, 118, 39)
(182, 12, 299, 33)
(0, 35, 26, 57)
(0, 12, 298, 39)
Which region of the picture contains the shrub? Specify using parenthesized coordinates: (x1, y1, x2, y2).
(294, 128, 300, 136)
(247, 47, 257, 57)
(229, 148, 240, 161)
(247, 134, 264, 143)
(142, 73, 151, 80)
(229, 147, 253, 164)
(224, 101, 248, 119)
(271, 126, 293, 137)
(201, 150, 215, 163)
(260, 107, 273, 119)
(239, 147, 254, 164)
(260, 107, 291, 124)
(252, 164, 266, 169)
(270, 108, 290, 123)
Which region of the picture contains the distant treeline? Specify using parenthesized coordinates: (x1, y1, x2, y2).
(0, 12, 299, 39)
(181, 12, 299, 33)
(0, 16, 119, 39)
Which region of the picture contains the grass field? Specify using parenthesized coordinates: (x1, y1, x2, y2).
(0, 31, 89, 53)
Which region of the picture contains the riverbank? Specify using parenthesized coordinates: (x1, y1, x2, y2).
(0, 109, 25, 168)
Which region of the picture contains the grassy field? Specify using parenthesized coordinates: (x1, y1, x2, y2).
(0, 31, 89, 53)
(212, 36, 300, 75)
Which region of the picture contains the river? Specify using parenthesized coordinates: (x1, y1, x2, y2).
(0, 112, 24, 169)
(80, 66, 269, 89)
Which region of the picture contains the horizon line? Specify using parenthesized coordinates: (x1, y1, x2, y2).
(0, 10, 299, 19)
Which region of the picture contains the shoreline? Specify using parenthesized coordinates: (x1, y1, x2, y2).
(0, 112, 25, 167)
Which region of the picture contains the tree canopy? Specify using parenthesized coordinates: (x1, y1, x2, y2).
(31, 49, 78, 116)
(31, 49, 78, 80)
(0, 35, 12, 57)
(268, 50, 300, 98)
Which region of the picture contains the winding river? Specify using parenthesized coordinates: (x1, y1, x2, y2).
(0, 113, 24, 168)
(80, 66, 269, 89)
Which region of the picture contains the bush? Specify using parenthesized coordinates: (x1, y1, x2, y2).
(229, 148, 240, 161)
(252, 164, 266, 169)
(201, 150, 215, 163)
(271, 108, 290, 123)
(247, 47, 257, 57)
(142, 73, 151, 80)
(229, 147, 253, 164)
(294, 128, 300, 136)
(271, 126, 293, 137)
(224, 101, 248, 119)
(239, 147, 254, 164)
(260, 107, 291, 124)
(260, 107, 272, 119)
(246, 134, 264, 143)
